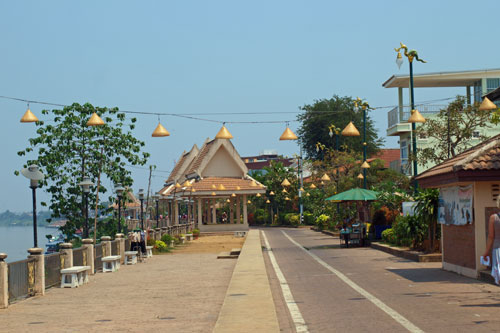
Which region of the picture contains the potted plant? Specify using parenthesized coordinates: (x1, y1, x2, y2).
(192, 228, 200, 240)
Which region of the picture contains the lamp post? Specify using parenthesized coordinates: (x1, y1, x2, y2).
(21, 164, 44, 248)
(153, 192, 160, 228)
(78, 177, 94, 238)
(395, 42, 427, 192)
(115, 183, 125, 233)
(138, 189, 145, 230)
(328, 124, 341, 151)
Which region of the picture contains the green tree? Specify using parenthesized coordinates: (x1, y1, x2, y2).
(17, 103, 150, 239)
(297, 95, 383, 159)
(415, 96, 492, 166)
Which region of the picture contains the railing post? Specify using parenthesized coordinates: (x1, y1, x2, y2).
(101, 236, 111, 257)
(0, 253, 8, 309)
(82, 239, 95, 275)
(115, 234, 125, 264)
(161, 227, 168, 237)
(27, 248, 45, 296)
(59, 243, 73, 269)
(155, 228, 161, 241)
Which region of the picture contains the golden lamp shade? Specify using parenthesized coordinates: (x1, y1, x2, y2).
(266, 199, 270, 204)
(282, 188, 288, 193)
(217, 184, 226, 191)
(211, 184, 217, 189)
(361, 161, 370, 169)
(87, 112, 105, 126)
(341, 122, 360, 136)
(236, 186, 241, 191)
(281, 178, 291, 187)
(20, 108, 38, 123)
(175, 183, 182, 188)
(211, 192, 216, 196)
(183, 180, 191, 187)
(299, 187, 304, 192)
(320, 181, 325, 186)
(215, 125, 233, 139)
(269, 191, 275, 196)
(407, 109, 426, 123)
(357, 173, 364, 179)
(256, 193, 261, 197)
(306, 192, 311, 197)
(285, 196, 290, 201)
(310, 183, 317, 189)
(152, 123, 170, 137)
(191, 188, 196, 193)
(479, 97, 497, 111)
(250, 180, 258, 187)
(247, 200, 251, 204)
(321, 173, 331, 181)
(231, 193, 236, 197)
(226, 199, 230, 203)
(279, 127, 298, 140)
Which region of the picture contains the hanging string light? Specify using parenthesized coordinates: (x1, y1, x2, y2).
(215, 122, 233, 139)
(87, 112, 105, 126)
(20, 103, 38, 123)
(479, 97, 498, 111)
(279, 122, 298, 140)
(341, 121, 360, 136)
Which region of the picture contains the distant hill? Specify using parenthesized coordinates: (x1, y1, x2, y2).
(0, 210, 52, 226)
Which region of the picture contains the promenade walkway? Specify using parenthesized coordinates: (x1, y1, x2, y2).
(0, 236, 242, 332)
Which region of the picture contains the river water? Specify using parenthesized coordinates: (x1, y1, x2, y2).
(0, 226, 60, 262)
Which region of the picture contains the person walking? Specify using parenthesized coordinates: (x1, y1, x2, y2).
(482, 196, 500, 285)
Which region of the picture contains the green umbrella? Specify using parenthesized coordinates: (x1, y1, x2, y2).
(325, 188, 378, 201)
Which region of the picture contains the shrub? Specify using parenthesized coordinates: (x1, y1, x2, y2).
(146, 238, 155, 246)
(254, 208, 269, 225)
(161, 234, 174, 245)
(154, 240, 168, 252)
(303, 212, 315, 225)
(315, 214, 330, 231)
(381, 228, 395, 244)
(392, 214, 428, 248)
(287, 214, 300, 227)
(192, 229, 200, 236)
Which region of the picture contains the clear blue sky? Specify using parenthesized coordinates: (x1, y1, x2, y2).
(1, 0, 499, 212)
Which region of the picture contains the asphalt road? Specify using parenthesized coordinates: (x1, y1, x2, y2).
(261, 227, 500, 333)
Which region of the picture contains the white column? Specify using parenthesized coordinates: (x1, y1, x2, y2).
(229, 198, 234, 224)
(243, 194, 248, 225)
(197, 198, 202, 226)
(174, 200, 179, 225)
(212, 198, 217, 224)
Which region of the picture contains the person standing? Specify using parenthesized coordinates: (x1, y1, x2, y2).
(483, 196, 500, 285)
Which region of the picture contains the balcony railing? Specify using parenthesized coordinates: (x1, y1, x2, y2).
(388, 105, 447, 128)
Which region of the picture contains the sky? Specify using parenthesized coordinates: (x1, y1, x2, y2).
(1, 0, 499, 212)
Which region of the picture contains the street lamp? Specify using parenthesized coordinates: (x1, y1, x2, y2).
(394, 42, 427, 192)
(138, 189, 145, 230)
(21, 164, 44, 248)
(115, 183, 125, 233)
(328, 124, 341, 151)
(78, 177, 94, 238)
(152, 192, 160, 228)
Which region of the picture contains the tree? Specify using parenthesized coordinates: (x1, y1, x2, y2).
(297, 95, 383, 159)
(17, 103, 150, 239)
(415, 96, 492, 166)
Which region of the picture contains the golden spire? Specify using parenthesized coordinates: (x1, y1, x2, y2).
(215, 124, 233, 139)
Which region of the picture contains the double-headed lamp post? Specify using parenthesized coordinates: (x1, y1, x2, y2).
(395, 42, 427, 192)
(138, 189, 145, 230)
(21, 164, 44, 248)
(78, 177, 94, 238)
(115, 183, 125, 234)
(152, 192, 160, 228)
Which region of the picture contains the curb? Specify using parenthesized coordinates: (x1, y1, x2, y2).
(370, 242, 442, 262)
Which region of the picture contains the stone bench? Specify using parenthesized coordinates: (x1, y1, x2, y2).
(185, 233, 193, 241)
(60, 266, 91, 288)
(234, 231, 247, 237)
(102, 255, 121, 272)
(146, 246, 153, 258)
(124, 251, 138, 265)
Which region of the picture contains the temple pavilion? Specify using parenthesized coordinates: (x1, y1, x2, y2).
(159, 135, 266, 232)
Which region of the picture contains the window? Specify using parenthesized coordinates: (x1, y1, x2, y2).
(400, 141, 408, 159)
(487, 78, 500, 93)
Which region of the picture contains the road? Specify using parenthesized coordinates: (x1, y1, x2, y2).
(261, 227, 500, 333)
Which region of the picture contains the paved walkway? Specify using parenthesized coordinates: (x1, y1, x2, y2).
(0, 250, 237, 332)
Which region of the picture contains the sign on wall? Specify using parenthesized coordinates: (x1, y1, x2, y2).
(438, 185, 473, 225)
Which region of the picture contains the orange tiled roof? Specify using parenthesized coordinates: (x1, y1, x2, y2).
(172, 177, 266, 196)
(187, 140, 214, 175)
(167, 151, 188, 182)
(369, 149, 400, 168)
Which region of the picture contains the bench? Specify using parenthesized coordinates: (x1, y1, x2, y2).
(60, 266, 91, 288)
(146, 246, 153, 258)
(124, 251, 138, 265)
(185, 233, 193, 241)
(234, 231, 247, 237)
(102, 255, 121, 272)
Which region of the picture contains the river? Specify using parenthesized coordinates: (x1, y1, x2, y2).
(0, 225, 60, 262)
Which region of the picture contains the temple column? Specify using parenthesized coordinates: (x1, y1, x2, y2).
(236, 196, 241, 224)
(229, 198, 234, 224)
(197, 198, 202, 226)
(212, 198, 217, 224)
(174, 200, 179, 225)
